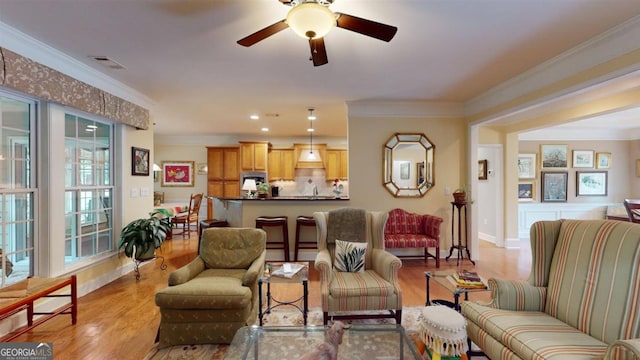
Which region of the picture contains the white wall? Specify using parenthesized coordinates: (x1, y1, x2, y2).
(477, 145, 502, 244)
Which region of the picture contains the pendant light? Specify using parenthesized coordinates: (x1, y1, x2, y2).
(306, 108, 316, 160)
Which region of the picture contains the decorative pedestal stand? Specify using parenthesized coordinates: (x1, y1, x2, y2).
(446, 202, 475, 266)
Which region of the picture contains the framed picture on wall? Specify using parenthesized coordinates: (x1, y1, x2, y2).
(541, 144, 568, 168)
(541, 171, 568, 202)
(478, 159, 488, 180)
(416, 161, 425, 186)
(518, 153, 536, 179)
(518, 182, 535, 202)
(596, 152, 611, 169)
(399, 161, 410, 180)
(576, 171, 607, 196)
(161, 161, 195, 187)
(131, 147, 150, 176)
(572, 150, 594, 168)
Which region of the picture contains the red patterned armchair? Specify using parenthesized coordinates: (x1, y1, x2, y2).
(384, 208, 443, 267)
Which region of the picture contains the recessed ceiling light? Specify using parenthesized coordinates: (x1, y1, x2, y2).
(261, 127, 269, 132)
(307, 128, 314, 132)
(250, 114, 259, 120)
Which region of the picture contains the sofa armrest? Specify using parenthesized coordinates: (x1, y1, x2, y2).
(314, 249, 333, 284)
(421, 214, 444, 239)
(371, 248, 402, 283)
(243, 250, 266, 286)
(168, 257, 205, 286)
(605, 339, 640, 360)
(486, 278, 547, 311)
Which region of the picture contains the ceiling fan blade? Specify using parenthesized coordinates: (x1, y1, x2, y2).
(237, 20, 288, 47)
(335, 13, 397, 42)
(309, 38, 328, 66)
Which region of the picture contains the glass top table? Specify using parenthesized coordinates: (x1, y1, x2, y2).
(258, 262, 309, 325)
(225, 324, 421, 360)
(424, 270, 489, 311)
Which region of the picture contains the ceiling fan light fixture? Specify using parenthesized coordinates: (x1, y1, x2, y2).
(286, 2, 336, 40)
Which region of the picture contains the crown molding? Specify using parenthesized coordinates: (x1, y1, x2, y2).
(466, 15, 640, 123)
(0, 21, 154, 110)
(346, 100, 464, 118)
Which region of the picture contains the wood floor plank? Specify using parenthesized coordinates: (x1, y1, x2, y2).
(7, 232, 531, 359)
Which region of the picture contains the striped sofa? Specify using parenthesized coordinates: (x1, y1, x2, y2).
(461, 219, 640, 360)
(384, 208, 443, 267)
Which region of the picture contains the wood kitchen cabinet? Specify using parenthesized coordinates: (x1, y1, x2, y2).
(239, 141, 269, 171)
(268, 149, 295, 181)
(325, 149, 348, 181)
(207, 146, 239, 218)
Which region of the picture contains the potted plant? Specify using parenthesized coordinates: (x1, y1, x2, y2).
(452, 186, 468, 204)
(118, 210, 172, 261)
(256, 182, 269, 198)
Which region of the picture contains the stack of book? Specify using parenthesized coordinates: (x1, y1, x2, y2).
(450, 270, 487, 289)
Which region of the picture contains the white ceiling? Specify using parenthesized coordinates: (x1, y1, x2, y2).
(1, 0, 640, 138)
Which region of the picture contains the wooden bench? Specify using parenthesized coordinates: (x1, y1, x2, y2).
(0, 275, 77, 341)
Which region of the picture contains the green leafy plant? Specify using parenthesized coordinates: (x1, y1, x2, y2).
(257, 182, 269, 194)
(118, 211, 172, 260)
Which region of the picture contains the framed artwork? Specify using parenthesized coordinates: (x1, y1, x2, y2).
(596, 152, 611, 169)
(518, 182, 535, 202)
(541, 144, 568, 168)
(576, 171, 607, 196)
(131, 147, 150, 176)
(196, 163, 208, 175)
(399, 161, 410, 180)
(161, 161, 195, 187)
(478, 159, 488, 180)
(518, 153, 536, 179)
(416, 161, 425, 186)
(572, 150, 594, 168)
(541, 171, 568, 202)
(637, 159, 640, 177)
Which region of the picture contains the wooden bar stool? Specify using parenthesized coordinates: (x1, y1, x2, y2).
(294, 216, 317, 261)
(255, 216, 289, 261)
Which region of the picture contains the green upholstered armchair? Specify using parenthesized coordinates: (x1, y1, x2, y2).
(155, 227, 266, 347)
(314, 207, 402, 325)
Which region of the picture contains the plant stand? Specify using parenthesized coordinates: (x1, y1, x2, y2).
(133, 255, 167, 280)
(446, 202, 475, 266)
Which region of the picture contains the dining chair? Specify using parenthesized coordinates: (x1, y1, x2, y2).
(171, 193, 204, 238)
(623, 199, 640, 223)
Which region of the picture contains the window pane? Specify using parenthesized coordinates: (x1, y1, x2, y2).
(65, 140, 77, 187)
(65, 114, 77, 137)
(64, 112, 113, 265)
(1, 98, 30, 131)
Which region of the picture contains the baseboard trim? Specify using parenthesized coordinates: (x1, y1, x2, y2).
(504, 237, 521, 249)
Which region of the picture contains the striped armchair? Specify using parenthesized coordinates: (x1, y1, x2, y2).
(314, 208, 402, 325)
(384, 208, 442, 267)
(462, 220, 640, 360)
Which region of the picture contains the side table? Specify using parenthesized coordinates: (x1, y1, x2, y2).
(258, 262, 309, 326)
(424, 270, 488, 311)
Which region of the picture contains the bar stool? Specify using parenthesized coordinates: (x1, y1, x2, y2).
(255, 216, 289, 261)
(294, 216, 317, 261)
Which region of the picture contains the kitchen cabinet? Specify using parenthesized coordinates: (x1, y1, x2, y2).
(268, 149, 295, 181)
(325, 149, 348, 181)
(239, 141, 269, 171)
(207, 146, 240, 217)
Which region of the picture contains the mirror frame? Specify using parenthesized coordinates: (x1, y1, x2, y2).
(383, 132, 435, 197)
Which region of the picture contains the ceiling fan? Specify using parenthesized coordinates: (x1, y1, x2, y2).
(237, 0, 398, 66)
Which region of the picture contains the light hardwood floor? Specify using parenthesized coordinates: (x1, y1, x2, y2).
(10, 231, 531, 359)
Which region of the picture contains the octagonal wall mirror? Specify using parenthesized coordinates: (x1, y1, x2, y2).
(383, 133, 435, 197)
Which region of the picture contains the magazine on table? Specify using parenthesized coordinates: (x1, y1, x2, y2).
(270, 263, 305, 278)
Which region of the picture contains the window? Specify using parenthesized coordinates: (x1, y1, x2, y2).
(64, 113, 113, 264)
(0, 93, 36, 286)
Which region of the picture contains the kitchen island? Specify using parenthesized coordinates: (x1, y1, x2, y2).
(211, 196, 350, 261)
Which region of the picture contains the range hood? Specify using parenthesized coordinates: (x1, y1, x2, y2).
(294, 143, 326, 169)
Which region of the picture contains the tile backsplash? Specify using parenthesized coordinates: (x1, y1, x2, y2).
(270, 168, 348, 197)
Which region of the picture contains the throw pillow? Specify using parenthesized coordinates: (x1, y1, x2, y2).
(334, 239, 367, 272)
